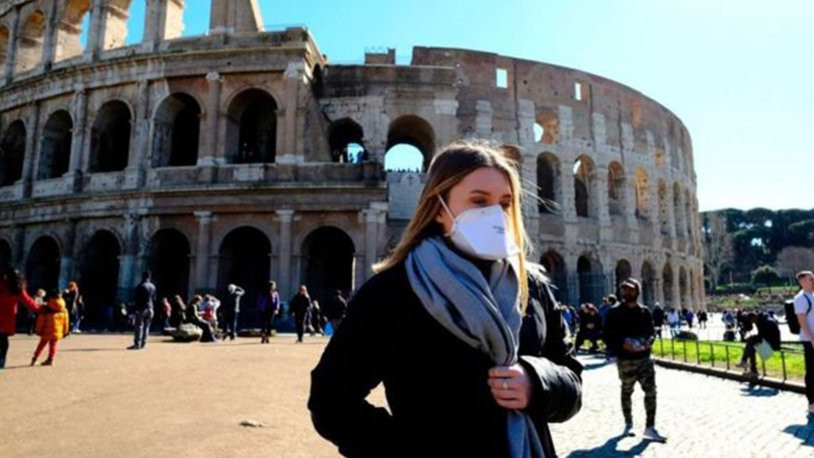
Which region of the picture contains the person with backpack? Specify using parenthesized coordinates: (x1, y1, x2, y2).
(735, 311, 781, 378)
(792, 270, 814, 413)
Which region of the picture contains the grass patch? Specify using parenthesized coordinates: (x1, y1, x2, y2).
(651, 338, 806, 381)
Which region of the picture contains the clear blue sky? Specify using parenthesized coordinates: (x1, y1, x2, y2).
(121, 0, 813, 212)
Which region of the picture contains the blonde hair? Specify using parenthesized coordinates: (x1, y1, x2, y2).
(374, 141, 532, 311)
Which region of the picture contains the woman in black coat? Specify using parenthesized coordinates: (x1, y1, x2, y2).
(308, 142, 582, 457)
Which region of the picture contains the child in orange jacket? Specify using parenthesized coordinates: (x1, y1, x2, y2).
(31, 290, 69, 366)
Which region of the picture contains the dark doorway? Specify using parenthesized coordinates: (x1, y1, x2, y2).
(38, 110, 73, 179)
(90, 101, 131, 172)
(78, 231, 121, 329)
(148, 229, 191, 303)
(226, 89, 277, 164)
(152, 93, 201, 167)
(217, 227, 271, 328)
(0, 120, 26, 186)
(301, 227, 355, 305)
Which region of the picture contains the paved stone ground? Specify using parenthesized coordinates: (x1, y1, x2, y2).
(551, 354, 814, 457)
(2, 334, 813, 457)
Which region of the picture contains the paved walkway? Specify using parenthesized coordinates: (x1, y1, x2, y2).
(551, 354, 814, 457)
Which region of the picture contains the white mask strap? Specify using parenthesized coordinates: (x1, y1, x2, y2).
(437, 195, 456, 221)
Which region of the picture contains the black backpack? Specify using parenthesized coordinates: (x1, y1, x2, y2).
(786, 293, 812, 335)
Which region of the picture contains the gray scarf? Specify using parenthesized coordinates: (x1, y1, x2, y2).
(406, 236, 545, 458)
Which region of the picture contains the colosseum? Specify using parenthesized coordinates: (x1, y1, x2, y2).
(0, 0, 704, 328)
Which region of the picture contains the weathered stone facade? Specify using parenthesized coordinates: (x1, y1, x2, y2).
(0, 0, 704, 326)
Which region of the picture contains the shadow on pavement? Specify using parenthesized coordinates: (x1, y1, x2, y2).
(783, 416, 814, 447)
(740, 385, 779, 397)
(566, 434, 654, 457)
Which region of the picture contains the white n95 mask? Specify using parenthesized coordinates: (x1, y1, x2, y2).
(438, 196, 520, 261)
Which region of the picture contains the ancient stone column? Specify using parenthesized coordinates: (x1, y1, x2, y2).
(594, 166, 610, 226)
(65, 89, 87, 193)
(193, 211, 213, 292)
(200, 71, 222, 166)
(118, 213, 141, 298)
(84, 0, 106, 60)
(21, 102, 40, 197)
(125, 81, 150, 188)
(558, 159, 577, 223)
(58, 219, 77, 290)
(40, 0, 60, 71)
(209, 0, 263, 34)
(143, 0, 185, 51)
(276, 209, 294, 298)
(3, 7, 20, 84)
(278, 61, 305, 164)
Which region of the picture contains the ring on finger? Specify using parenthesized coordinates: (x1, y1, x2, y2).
(502, 380, 509, 390)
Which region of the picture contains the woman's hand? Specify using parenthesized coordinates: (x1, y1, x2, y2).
(488, 364, 533, 410)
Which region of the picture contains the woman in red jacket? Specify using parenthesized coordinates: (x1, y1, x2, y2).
(0, 264, 41, 369)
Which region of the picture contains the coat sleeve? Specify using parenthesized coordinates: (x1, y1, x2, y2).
(17, 290, 41, 313)
(519, 278, 583, 424)
(308, 277, 395, 458)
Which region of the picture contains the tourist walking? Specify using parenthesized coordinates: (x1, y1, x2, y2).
(290, 285, 311, 343)
(0, 265, 40, 369)
(697, 309, 708, 329)
(793, 270, 814, 413)
(30, 290, 69, 366)
(666, 307, 680, 337)
(323, 289, 347, 333)
(309, 142, 582, 457)
(128, 272, 156, 350)
(63, 281, 84, 334)
(651, 303, 665, 338)
(603, 278, 666, 442)
(222, 284, 244, 341)
(258, 281, 281, 343)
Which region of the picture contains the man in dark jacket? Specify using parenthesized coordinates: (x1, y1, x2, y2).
(222, 283, 244, 341)
(651, 304, 665, 338)
(603, 278, 666, 442)
(735, 311, 781, 377)
(323, 289, 347, 333)
(129, 271, 156, 350)
(290, 285, 311, 343)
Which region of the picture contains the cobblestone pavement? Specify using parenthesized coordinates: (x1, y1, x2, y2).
(550, 354, 814, 457)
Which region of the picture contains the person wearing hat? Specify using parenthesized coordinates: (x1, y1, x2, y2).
(603, 277, 666, 442)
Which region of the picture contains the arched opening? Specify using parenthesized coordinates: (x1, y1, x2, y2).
(103, 0, 136, 50)
(152, 93, 201, 167)
(55, 0, 92, 61)
(608, 161, 625, 216)
(641, 261, 656, 306)
(77, 231, 121, 329)
(673, 182, 684, 236)
(634, 167, 649, 219)
(540, 250, 566, 303)
(535, 110, 559, 144)
(15, 10, 46, 74)
(38, 110, 73, 180)
(537, 152, 559, 214)
(217, 227, 271, 327)
(328, 118, 366, 163)
(386, 115, 435, 172)
(25, 236, 61, 294)
(0, 26, 9, 69)
(384, 145, 423, 172)
(301, 227, 355, 305)
(148, 229, 191, 304)
(90, 101, 131, 172)
(577, 254, 603, 306)
(573, 155, 595, 218)
(226, 89, 278, 164)
(0, 239, 11, 265)
(662, 263, 674, 308)
(658, 180, 669, 235)
(0, 120, 26, 186)
(679, 267, 689, 308)
(615, 259, 632, 290)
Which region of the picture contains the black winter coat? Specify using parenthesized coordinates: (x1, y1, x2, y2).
(308, 261, 583, 458)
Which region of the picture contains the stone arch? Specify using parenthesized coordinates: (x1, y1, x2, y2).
(0, 238, 11, 265)
(634, 167, 649, 219)
(679, 266, 689, 308)
(24, 236, 61, 293)
(0, 120, 26, 186)
(386, 115, 435, 172)
(577, 253, 603, 306)
(55, 0, 92, 62)
(673, 182, 683, 236)
(607, 161, 625, 216)
(615, 259, 632, 290)
(0, 25, 9, 69)
(540, 250, 566, 302)
(16, 9, 46, 74)
(225, 88, 278, 164)
(90, 100, 131, 173)
(534, 109, 559, 144)
(147, 228, 191, 303)
(38, 110, 73, 180)
(641, 260, 656, 306)
(301, 226, 356, 304)
(328, 118, 365, 163)
(662, 262, 674, 308)
(217, 226, 272, 324)
(573, 155, 595, 218)
(537, 152, 559, 214)
(152, 93, 201, 167)
(658, 179, 669, 235)
(77, 230, 122, 328)
(103, 0, 135, 50)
